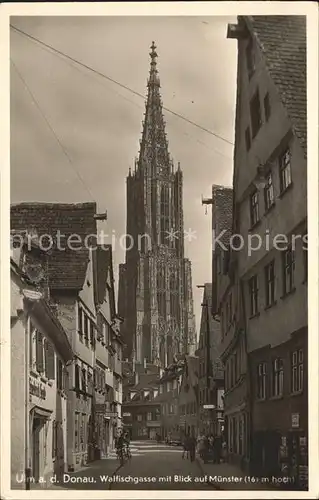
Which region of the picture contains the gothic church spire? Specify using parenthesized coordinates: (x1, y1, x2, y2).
(139, 42, 170, 174)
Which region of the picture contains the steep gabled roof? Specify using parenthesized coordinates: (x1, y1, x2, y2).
(11, 202, 97, 290)
(246, 15, 307, 155)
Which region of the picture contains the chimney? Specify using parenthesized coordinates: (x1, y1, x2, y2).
(94, 211, 108, 221)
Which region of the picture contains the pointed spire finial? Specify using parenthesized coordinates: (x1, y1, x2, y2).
(149, 41, 159, 87)
(129, 167, 132, 176)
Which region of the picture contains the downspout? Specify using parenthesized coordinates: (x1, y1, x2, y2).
(25, 313, 31, 490)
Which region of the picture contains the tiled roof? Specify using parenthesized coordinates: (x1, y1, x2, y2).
(11, 202, 97, 290)
(247, 15, 307, 155)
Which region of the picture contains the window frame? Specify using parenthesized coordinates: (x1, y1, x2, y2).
(279, 148, 292, 193)
(257, 362, 267, 400)
(250, 190, 259, 227)
(291, 349, 304, 393)
(248, 274, 259, 317)
(264, 172, 275, 211)
(282, 246, 295, 295)
(265, 260, 276, 307)
(272, 357, 284, 397)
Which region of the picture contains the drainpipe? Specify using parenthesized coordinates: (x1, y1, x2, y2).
(25, 313, 31, 490)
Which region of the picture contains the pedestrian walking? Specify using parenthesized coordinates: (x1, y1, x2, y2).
(188, 433, 197, 462)
(182, 434, 189, 459)
(213, 434, 222, 464)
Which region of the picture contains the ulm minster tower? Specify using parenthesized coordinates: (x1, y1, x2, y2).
(118, 42, 196, 368)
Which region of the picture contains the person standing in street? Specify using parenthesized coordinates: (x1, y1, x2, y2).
(188, 433, 197, 462)
(182, 434, 189, 459)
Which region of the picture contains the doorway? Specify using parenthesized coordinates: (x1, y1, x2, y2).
(32, 418, 42, 482)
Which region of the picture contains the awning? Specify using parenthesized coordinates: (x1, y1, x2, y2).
(30, 405, 53, 419)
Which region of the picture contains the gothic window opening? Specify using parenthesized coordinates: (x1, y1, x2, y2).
(160, 185, 170, 245)
(157, 266, 166, 319)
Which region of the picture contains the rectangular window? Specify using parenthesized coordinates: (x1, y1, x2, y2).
(137, 414, 142, 422)
(272, 358, 284, 397)
(250, 191, 259, 227)
(265, 260, 276, 307)
(147, 412, 152, 421)
(283, 246, 295, 295)
(291, 349, 304, 393)
(264, 93, 271, 121)
(29, 321, 37, 371)
(81, 367, 87, 394)
(264, 172, 274, 211)
(36, 330, 44, 373)
(250, 90, 262, 138)
(279, 148, 292, 193)
(90, 321, 95, 347)
(257, 362, 266, 400)
(248, 275, 259, 316)
(245, 127, 251, 151)
(78, 306, 83, 342)
(45, 341, 55, 380)
(246, 38, 255, 79)
(57, 359, 63, 391)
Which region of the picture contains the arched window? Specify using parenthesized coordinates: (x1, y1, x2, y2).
(160, 185, 170, 245)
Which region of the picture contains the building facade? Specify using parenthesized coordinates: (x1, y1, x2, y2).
(11, 203, 122, 471)
(227, 16, 307, 487)
(93, 244, 124, 458)
(196, 283, 224, 436)
(122, 365, 161, 440)
(11, 237, 73, 489)
(118, 42, 196, 368)
(178, 356, 199, 438)
(156, 357, 184, 441)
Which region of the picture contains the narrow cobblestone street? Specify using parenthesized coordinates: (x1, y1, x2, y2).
(47, 442, 212, 491)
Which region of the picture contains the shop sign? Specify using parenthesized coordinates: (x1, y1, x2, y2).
(123, 412, 131, 417)
(203, 404, 215, 409)
(291, 413, 300, 428)
(29, 377, 46, 400)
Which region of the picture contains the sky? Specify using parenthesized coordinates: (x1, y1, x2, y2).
(10, 15, 237, 335)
